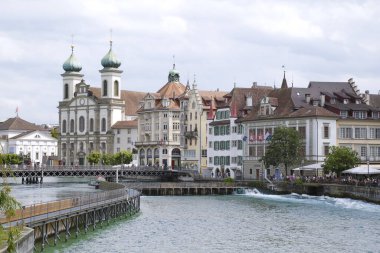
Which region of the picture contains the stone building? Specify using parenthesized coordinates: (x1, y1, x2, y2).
(58, 43, 145, 165)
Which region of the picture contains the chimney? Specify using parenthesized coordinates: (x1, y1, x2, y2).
(364, 90, 370, 105)
(305, 94, 311, 104)
(320, 94, 325, 107)
(252, 82, 257, 88)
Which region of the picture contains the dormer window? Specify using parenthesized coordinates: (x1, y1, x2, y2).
(373, 112, 380, 119)
(353, 111, 367, 119)
(340, 110, 348, 118)
(343, 99, 349, 104)
(356, 99, 361, 104)
(331, 98, 336, 104)
(313, 100, 319, 106)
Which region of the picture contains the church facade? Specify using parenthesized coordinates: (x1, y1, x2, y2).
(57, 42, 145, 165)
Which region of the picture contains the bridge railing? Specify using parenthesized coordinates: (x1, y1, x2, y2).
(0, 187, 140, 226)
(4, 165, 195, 171)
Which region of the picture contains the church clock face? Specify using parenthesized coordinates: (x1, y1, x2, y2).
(79, 98, 85, 105)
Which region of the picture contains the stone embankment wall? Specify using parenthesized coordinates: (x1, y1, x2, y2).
(0, 227, 34, 253)
(276, 183, 380, 204)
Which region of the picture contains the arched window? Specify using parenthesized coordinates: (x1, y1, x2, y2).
(114, 80, 119, 96)
(70, 119, 74, 133)
(103, 80, 108, 96)
(62, 120, 67, 133)
(90, 118, 94, 132)
(64, 84, 69, 99)
(79, 116, 85, 132)
(101, 118, 106, 132)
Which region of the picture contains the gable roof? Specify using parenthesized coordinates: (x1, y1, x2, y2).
(0, 117, 45, 131)
(156, 81, 186, 98)
(89, 87, 147, 116)
(111, 119, 138, 129)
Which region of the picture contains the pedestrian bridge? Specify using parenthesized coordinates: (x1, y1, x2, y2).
(0, 165, 193, 181)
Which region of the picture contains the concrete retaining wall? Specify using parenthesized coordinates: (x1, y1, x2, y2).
(0, 227, 34, 253)
(276, 183, 380, 204)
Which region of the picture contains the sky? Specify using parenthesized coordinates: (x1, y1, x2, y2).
(1, 0, 380, 124)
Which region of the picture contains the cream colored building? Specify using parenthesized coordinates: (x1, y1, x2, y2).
(135, 66, 185, 168)
(179, 80, 227, 174)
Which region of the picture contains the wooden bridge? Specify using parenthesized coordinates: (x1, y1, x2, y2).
(0, 182, 140, 252)
(0, 165, 193, 182)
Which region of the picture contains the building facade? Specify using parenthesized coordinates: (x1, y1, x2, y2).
(58, 43, 145, 165)
(135, 66, 185, 168)
(0, 117, 57, 166)
(207, 85, 273, 179)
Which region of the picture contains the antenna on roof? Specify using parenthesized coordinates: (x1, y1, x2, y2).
(173, 54, 176, 69)
(71, 34, 74, 53)
(292, 73, 294, 88)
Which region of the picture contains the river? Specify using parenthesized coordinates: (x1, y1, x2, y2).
(5, 181, 380, 253)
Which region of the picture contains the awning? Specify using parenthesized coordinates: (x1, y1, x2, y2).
(293, 162, 324, 171)
(342, 166, 380, 175)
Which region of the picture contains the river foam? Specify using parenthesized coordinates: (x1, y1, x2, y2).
(242, 188, 380, 213)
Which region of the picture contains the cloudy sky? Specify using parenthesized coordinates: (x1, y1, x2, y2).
(1, 0, 380, 124)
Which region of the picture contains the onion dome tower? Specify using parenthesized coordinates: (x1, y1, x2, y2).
(61, 45, 84, 101)
(100, 41, 122, 99)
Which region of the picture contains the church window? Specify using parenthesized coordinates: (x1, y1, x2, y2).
(114, 81, 119, 96)
(79, 142, 84, 152)
(62, 120, 67, 133)
(90, 118, 94, 132)
(101, 118, 106, 132)
(64, 84, 69, 99)
(70, 119, 74, 133)
(103, 80, 108, 96)
(79, 116, 85, 132)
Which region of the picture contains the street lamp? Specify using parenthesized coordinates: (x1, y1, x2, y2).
(367, 160, 369, 178)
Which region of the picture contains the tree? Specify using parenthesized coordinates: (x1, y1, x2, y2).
(87, 152, 101, 165)
(261, 126, 302, 176)
(50, 128, 59, 139)
(323, 146, 360, 176)
(101, 153, 114, 165)
(1, 154, 22, 165)
(0, 166, 22, 252)
(113, 151, 133, 165)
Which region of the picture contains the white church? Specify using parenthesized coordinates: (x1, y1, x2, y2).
(58, 42, 145, 165)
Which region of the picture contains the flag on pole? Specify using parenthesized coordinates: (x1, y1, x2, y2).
(15, 106, 19, 116)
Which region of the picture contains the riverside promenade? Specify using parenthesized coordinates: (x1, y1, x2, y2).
(0, 182, 140, 252)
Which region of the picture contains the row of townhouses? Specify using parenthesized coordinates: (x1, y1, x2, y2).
(3, 42, 380, 180)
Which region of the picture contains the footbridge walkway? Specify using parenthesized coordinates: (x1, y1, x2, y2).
(0, 165, 192, 182)
(0, 182, 140, 251)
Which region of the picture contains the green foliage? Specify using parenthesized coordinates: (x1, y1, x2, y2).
(101, 153, 114, 165)
(0, 167, 22, 252)
(223, 177, 234, 184)
(295, 178, 303, 186)
(261, 126, 302, 176)
(323, 146, 360, 176)
(50, 127, 59, 139)
(0, 154, 22, 165)
(87, 152, 102, 165)
(113, 151, 133, 165)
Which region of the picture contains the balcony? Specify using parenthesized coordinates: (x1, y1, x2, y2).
(135, 141, 177, 147)
(185, 131, 198, 139)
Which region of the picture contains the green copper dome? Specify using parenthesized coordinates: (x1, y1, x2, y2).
(168, 64, 180, 82)
(62, 46, 82, 72)
(101, 41, 121, 68)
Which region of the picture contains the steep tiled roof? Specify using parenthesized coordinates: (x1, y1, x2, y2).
(121, 90, 147, 115)
(89, 87, 147, 116)
(369, 94, 380, 108)
(156, 81, 186, 98)
(288, 107, 338, 118)
(111, 119, 138, 129)
(225, 86, 273, 116)
(0, 117, 45, 131)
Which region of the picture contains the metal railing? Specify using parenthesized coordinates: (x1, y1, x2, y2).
(0, 187, 140, 226)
